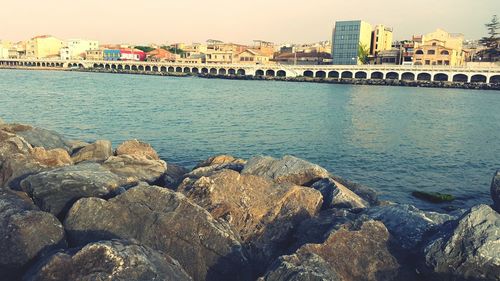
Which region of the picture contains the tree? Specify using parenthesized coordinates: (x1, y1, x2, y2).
(479, 15, 499, 60)
(358, 43, 370, 64)
(160, 45, 186, 55)
(135, 46, 155, 53)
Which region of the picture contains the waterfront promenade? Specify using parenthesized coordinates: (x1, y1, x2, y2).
(1, 58, 499, 84)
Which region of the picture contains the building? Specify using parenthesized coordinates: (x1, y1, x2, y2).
(86, 49, 104, 61)
(120, 49, 146, 61)
(60, 39, 99, 60)
(26, 35, 64, 59)
(235, 49, 270, 64)
(0, 40, 11, 59)
(373, 49, 401, 65)
(413, 29, 465, 66)
(332, 20, 373, 65)
(103, 49, 121, 61)
(146, 48, 176, 62)
(371, 25, 393, 55)
(274, 51, 332, 65)
(205, 50, 234, 64)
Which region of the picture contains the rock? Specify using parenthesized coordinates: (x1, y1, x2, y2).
(491, 170, 500, 213)
(411, 191, 455, 203)
(66, 140, 90, 155)
(241, 155, 329, 186)
(25, 239, 192, 281)
(311, 178, 368, 210)
(366, 204, 456, 251)
(0, 118, 4, 125)
(71, 140, 112, 163)
(258, 253, 339, 281)
(274, 220, 401, 281)
(178, 169, 322, 268)
(160, 163, 189, 189)
(20, 162, 125, 218)
(0, 124, 70, 151)
(116, 139, 160, 160)
(64, 185, 252, 281)
(0, 189, 66, 280)
(423, 204, 500, 281)
(330, 175, 379, 206)
(186, 155, 246, 179)
(103, 154, 167, 184)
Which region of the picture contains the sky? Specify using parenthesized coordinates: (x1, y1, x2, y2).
(1, 0, 498, 45)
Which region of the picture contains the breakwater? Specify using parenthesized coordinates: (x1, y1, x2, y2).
(0, 120, 499, 281)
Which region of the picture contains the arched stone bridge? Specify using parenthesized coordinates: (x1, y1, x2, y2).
(1, 59, 499, 84)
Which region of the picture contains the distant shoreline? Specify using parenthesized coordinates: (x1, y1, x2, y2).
(1, 66, 499, 90)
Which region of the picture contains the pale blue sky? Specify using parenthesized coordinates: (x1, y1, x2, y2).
(1, 0, 498, 44)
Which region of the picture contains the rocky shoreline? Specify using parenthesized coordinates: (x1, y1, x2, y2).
(0, 119, 499, 281)
(1, 66, 499, 90)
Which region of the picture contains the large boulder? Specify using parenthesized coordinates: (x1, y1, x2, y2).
(330, 175, 379, 206)
(102, 154, 167, 184)
(311, 178, 368, 210)
(258, 253, 339, 281)
(71, 140, 112, 163)
(491, 170, 500, 213)
(186, 155, 246, 179)
(366, 204, 456, 251)
(64, 185, 252, 281)
(20, 162, 125, 218)
(160, 163, 189, 189)
(178, 169, 322, 268)
(423, 204, 500, 281)
(241, 155, 330, 186)
(264, 220, 401, 281)
(0, 124, 70, 151)
(25, 239, 192, 281)
(115, 139, 160, 160)
(0, 190, 66, 280)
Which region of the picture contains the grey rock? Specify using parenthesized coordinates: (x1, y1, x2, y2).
(64, 185, 252, 281)
(25, 239, 192, 281)
(194, 155, 246, 169)
(0, 190, 66, 280)
(491, 170, 500, 213)
(366, 204, 456, 250)
(186, 155, 246, 179)
(20, 162, 125, 218)
(423, 204, 500, 281)
(258, 253, 339, 281)
(71, 140, 112, 163)
(311, 178, 368, 210)
(102, 154, 167, 184)
(241, 155, 329, 186)
(330, 175, 379, 206)
(160, 163, 189, 189)
(13, 126, 69, 151)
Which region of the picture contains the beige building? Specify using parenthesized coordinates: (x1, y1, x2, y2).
(371, 25, 393, 55)
(235, 49, 270, 64)
(413, 29, 465, 66)
(26, 35, 64, 59)
(0, 40, 11, 59)
(205, 50, 234, 64)
(86, 49, 104, 61)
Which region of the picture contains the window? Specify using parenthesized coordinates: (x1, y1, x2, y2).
(437, 60, 442, 65)
(432, 42, 437, 46)
(427, 50, 435, 55)
(425, 60, 430, 65)
(415, 49, 424, 55)
(444, 60, 450, 65)
(440, 50, 449, 55)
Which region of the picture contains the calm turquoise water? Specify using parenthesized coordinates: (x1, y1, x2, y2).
(1, 69, 499, 211)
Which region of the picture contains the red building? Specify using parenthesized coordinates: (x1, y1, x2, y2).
(120, 49, 146, 61)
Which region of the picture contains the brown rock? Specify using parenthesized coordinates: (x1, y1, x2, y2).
(71, 140, 112, 163)
(103, 154, 167, 184)
(116, 139, 160, 160)
(178, 169, 323, 267)
(194, 155, 246, 169)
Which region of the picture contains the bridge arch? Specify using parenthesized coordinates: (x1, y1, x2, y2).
(328, 71, 339, 78)
(315, 71, 326, 78)
(470, 74, 487, 83)
(228, 68, 236, 75)
(255, 69, 264, 76)
(168, 66, 175, 72)
(266, 69, 275, 77)
(386, 72, 399, 80)
(138, 65, 144, 71)
(192, 67, 199, 74)
(237, 69, 246, 76)
(210, 68, 217, 74)
(401, 72, 415, 80)
(160, 66, 167, 72)
(490, 75, 500, 84)
(50, 63, 55, 67)
(132, 65, 138, 71)
(78, 64, 83, 69)
(433, 73, 448, 82)
(370, 71, 384, 79)
(118, 64, 123, 70)
(105, 64, 110, 69)
(175, 67, 182, 72)
(341, 71, 353, 79)
(201, 67, 208, 74)
(219, 68, 227, 75)
(145, 65, 151, 71)
(417, 72, 431, 81)
(37, 62, 41, 67)
(277, 70, 286, 77)
(111, 64, 117, 69)
(152, 66, 158, 72)
(183, 67, 190, 73)
(452, 74, 468, 82)
(355, 71, 367, 79)
(303, 70, 314, 77)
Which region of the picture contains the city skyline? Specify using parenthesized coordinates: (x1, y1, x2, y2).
(1, 0, 498, 44)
